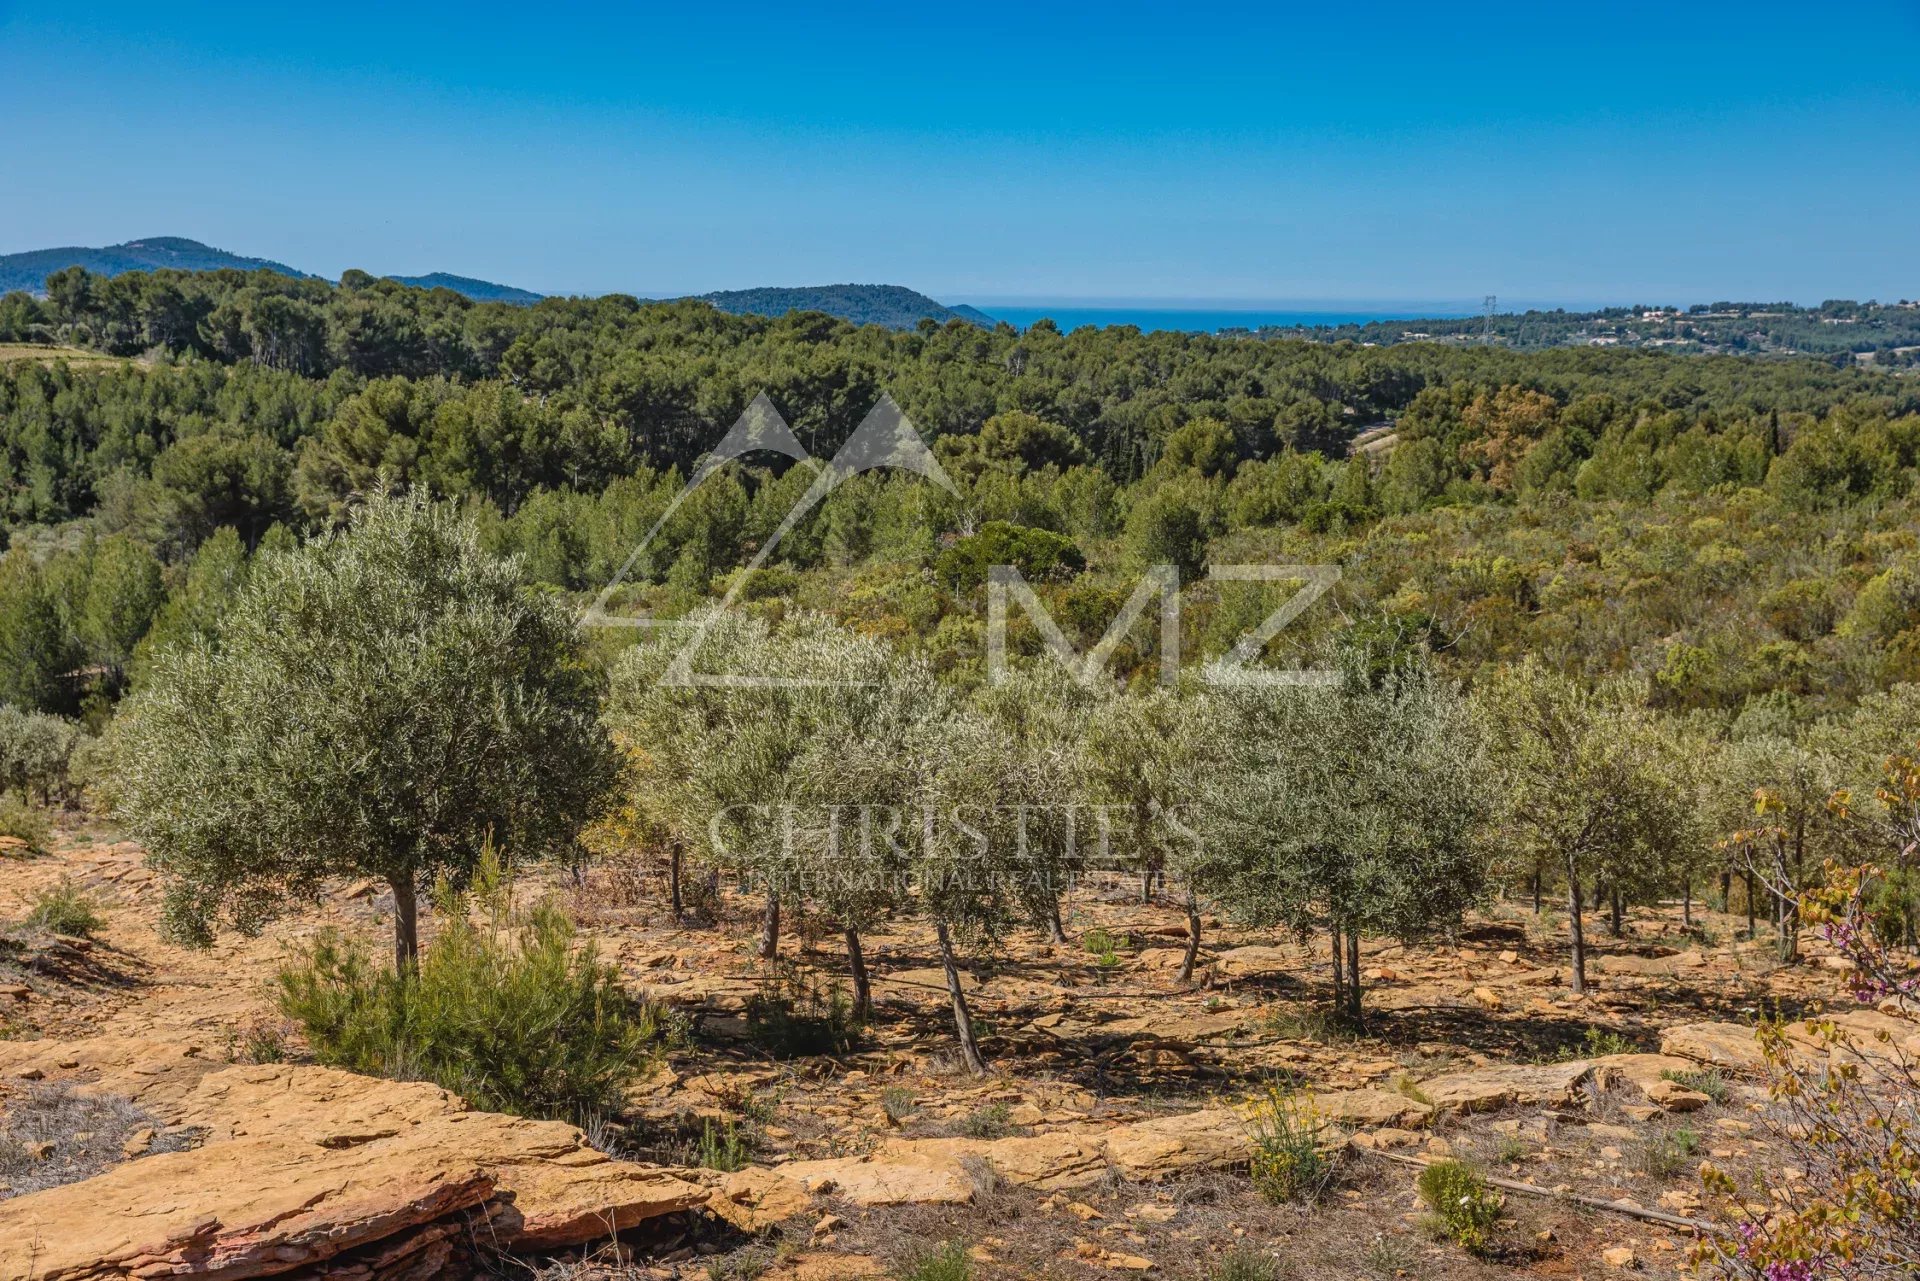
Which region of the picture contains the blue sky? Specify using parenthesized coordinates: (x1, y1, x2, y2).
(1, 1, 1915, 304)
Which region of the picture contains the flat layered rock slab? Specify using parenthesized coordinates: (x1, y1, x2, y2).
(1659, 1022, 1768, 1071)
(1313, 1087, 1434, 1129)
(777, 1106, 1256, 1206)
(0, 1035, 224, 1114)
(0, 1134, 493, 1281)
(0, 1058, 721, 1276)
(779, 1151, 982, 1205)
(1100, 1106, 1253, 1178)
(1418, 1060, 1594, 1113)
(179, 1065, 714, 1250)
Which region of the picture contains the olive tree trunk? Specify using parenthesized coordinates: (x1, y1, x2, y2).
(1177, 889, 1202, 984)
(668, 841, 684, 919)
(758, 890, 780, 960)
(845, 926, 872, 1021)
(390, 875, 420, 973)
(1566, 855, 1588, 996)
(935, 918, 985, 1075)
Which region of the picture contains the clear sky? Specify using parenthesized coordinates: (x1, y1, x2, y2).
(1, 1, 1915, 305)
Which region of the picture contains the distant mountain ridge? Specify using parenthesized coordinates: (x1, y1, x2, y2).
(0, 237, 998, 328)
(0, 237, 311, 293)
(384, 272, 544, 304)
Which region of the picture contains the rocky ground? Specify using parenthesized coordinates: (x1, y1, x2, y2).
(2, 820, 1909, 1281)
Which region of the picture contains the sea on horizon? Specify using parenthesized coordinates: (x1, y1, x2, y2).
(967, 303, 1484, 335)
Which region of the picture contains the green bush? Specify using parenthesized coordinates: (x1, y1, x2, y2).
(1247, 1088, 1334, 1203)
(0, 706, 84, 805)
(1417, 1160, 1503, 1255)
(276, 892, 660, 1126)
(25, 878, 103, 937)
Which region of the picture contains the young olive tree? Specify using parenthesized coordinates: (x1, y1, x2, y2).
(1202, 660, 1492, 1020)
(968, 666, 1096, 945)
(784, 625, 951, 1020)
(606, 607, 824, 961)
(1084, 682, 1221, 980)
(110, 491, 618, 968)
(917, 697, 1043, 1074)
(1717, 729, 1852, 962)
(1478, 660, 1697, 994)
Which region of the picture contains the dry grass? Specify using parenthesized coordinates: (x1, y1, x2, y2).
(0, 343, 123, 367)
(0, 1084, 193, 1198)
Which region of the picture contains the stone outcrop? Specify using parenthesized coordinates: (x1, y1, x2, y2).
(1659, 1022, 1770, 1072)
(0, 1133, 497, 1281)
(1417, 1060, 1594, 1114)
(0, 1059, 723, 1280)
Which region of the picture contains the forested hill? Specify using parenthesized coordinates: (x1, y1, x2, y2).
(385, 273, 543, 304)
(0, 237, 311, 293)
(693, 283, 992, 329)
(0, 238, 541, 306)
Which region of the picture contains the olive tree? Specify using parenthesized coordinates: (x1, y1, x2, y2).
(1084, 683, 1221, 980)
(1717, 729, 1851, 962)
(968, 666, 1096, 945)
(607, 608, 844, 962)
(1201, 660, 1492, 1020)
(110, 491, 618, 968)
(918, 699, 1032, 1073)
(781, 618, 949, 1019)
(1478, 659, 1698, 993)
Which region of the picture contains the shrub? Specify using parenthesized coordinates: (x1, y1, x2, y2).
(25, 878, 103, 937)
(226, 1016, 292, 1065)
(951, 1101, 1020, 1139)
(276, 881, 660, 1126)
(1579, 1026, 1636, 1057)
(0, 796, 50, 856)
(896, 1240, 971, 1281)
(1417, 1160, 1503, 1255)
(1209, 1246, 1285, 1281)
(743, 967, 857, 1057)
(1246, 1088, 1334, 1203)
(881, 1086, 919, 1123)
(1636, 1127, 1701, 1177)
(0, 706, 84, 805)
(696, 1118, 750, 1172)
(1695, 860, 1920, 1278)
(935, 521, 1084, 591)
(1662, 1066, 1731, 1105)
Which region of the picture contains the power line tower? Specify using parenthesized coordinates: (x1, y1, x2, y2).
(1482, 294, 1497, 344)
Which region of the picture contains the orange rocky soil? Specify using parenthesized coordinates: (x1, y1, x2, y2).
(1, 823, 1910, 1280)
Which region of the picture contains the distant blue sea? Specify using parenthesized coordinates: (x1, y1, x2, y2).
(968, 304, 1478, 335)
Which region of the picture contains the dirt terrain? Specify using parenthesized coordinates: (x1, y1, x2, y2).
(0, 819, 1891, 1281)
